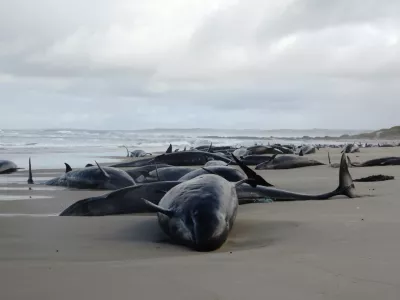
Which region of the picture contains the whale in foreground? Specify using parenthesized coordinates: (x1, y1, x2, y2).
(142, 174, 242, 252)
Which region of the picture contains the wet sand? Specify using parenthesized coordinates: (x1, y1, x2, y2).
(2, 147, 400, 299)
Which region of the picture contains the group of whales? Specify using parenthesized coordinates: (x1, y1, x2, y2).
(0, 140, 395, 175)
(1, 140, 399, 251)
(57, 152, 356, 252)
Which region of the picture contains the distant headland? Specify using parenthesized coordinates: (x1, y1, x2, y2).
(295, 126, 400, 141)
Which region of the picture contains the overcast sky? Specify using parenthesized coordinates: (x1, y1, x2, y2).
(1, 0, 399, 130)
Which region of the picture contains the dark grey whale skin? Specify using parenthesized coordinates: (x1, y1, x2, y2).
(44, 165, 135, 190)
(153, 151, 232, 166)
(179, 166, 246, 182)
(59, 154, 355, 217)
(0, 160, 20, 174)
(143, 174, 239, 252)
(146, 167, 196, 181)
(255, 155, 325, 170)
(348, 156, 400, 167)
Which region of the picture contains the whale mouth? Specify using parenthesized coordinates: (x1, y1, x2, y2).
(193, 230, 229, 252)
(191, 211, 228, 252)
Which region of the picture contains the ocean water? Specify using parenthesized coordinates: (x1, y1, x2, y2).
(0, 128, 359, 169)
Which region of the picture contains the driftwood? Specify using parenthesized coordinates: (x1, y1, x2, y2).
(354, 175, 395, 182)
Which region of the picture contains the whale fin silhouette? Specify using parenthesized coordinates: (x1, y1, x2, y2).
(27, 157, 34, 184)
(141, 198, 174, 217)
(231, 153, 273, 187)
(337, 153, 356, 198)
(123, 145, 130, 157)
(166, 144, 172, 153)
(95, 161, 110, 179)
(64, 163, 72, 173)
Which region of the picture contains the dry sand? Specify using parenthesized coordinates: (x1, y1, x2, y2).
(1, 147, 400, 299)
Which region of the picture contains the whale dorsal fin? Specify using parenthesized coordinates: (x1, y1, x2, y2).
(141, 198, 174, 217)
(166, 144, 172, 153)
(268, 154, 278, 164)
(328, 152, 332, 165)
(95, 161, 110, 179)
(346, 156, 353, 167)
(207, 142, 213, 153)
(231, 153, 274, 187)
(85, 163, 94, 167)
(64, 163, 72, 173)
(27, 157, 34, 184)
(123, 145, 130, 157)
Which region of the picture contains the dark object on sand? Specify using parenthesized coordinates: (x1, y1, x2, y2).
(0, 160, 22, 174)
(354, 175, 395, 182)
(29, 158, 135, 190)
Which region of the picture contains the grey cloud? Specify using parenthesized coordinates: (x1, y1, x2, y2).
(258, 0, 400, 39)
(1, 0, 400, 130)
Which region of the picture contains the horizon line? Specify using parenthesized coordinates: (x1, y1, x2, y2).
(0, 127, 373, 132)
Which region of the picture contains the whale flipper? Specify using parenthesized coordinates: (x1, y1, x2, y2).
(338, 153, 356, 198)
(141, 198, 175, 217)
(95, 161, 110, 179)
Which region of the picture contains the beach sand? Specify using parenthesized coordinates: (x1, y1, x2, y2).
(1, 147, 400, 299)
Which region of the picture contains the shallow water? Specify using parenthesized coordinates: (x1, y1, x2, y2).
(0, 128, 357, 169)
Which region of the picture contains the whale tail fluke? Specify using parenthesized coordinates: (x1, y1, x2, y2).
(123, 146, 130, 157)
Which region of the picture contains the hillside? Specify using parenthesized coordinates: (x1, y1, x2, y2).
(339, 126, 400, 140)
